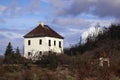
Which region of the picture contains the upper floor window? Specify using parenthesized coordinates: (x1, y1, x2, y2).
(39, 39, 42, 45)
(59, 41, 61, 48)
(28, 40, 31, 45)
(48, 40, 51, 46)
(54, 40, 56, 46)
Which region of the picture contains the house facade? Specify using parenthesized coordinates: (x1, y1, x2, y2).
(24, 23, 64, 59)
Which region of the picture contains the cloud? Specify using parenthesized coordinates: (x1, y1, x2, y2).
(63, 0, 93, 16)
(0, 0, 42, 17)
(52, 17, 114, 30)
(0, 0, 119, 52)
(1, 0, 120, 20)
(52, 17, 91, 29)
(93, 0, 120, 18)
(0, 37, 24, 55)
(69, 28, 84, 34)
(88, 18, 114, 28)
(0, 5, 6, 23)
(52, 17, 113, 47)
(0, 5, 6, 14)
(49, 0, 68, 16)
(0, 18, 5, 23)
(0, 31, 23, 39)
(18, 0, 42, 15)
(49, 0, 93, 16)
(0, 28, 27, 55)
(50, 0, 120, 19)
(0, 28, 27, 37)
(2, 0, 17, 16)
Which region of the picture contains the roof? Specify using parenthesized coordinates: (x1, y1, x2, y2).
(24, 24, 64, 39)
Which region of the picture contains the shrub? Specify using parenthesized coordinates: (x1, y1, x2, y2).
(38, 53, 58, 70)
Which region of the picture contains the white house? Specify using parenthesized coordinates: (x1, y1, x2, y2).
(24, 23, 64, 59)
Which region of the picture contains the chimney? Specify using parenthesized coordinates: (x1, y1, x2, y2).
(39, 22, 44, 27)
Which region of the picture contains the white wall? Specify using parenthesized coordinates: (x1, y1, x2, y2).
(24, 37, 63, 59)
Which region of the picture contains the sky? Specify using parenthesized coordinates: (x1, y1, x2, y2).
(0, 0, 119, 55)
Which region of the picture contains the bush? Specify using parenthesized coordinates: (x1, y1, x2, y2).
(38, 53, 58, 70)
(3, 65, 23, 72)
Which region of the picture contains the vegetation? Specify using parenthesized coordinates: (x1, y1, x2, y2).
(3, 42, 26, 64)
(0, 24, 120, 80)
(65, 24, 120, 56)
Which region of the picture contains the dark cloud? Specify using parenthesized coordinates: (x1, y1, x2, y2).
(52, 0, 120, 19)
(94, 0, 120, 18)
(50, 0, 93, 16)
(1, 0, 120, 19)
(52, 17, 90, 29)
(63, 0, 93, 16)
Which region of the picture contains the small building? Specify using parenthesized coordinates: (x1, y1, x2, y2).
(24, 22, 64, 59)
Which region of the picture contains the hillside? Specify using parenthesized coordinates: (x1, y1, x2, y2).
(66, 24, 120, 56)
(0, 24, 120, 80)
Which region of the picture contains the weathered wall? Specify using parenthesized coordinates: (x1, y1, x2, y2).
(24, 37, 63, 58)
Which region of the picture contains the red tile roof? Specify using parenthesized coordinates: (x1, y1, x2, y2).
(24, 24, 64, 39)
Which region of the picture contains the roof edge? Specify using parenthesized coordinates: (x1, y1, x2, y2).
(24, 36, 64, 39)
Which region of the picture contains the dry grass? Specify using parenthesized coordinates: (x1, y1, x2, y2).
(0, 53, 120, 80)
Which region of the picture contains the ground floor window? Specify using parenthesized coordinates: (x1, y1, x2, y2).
(54, 40, 56, 46)
(39, 51, 42, 55)
(28, 52, 32, 56)
(48, 51, 52, 53)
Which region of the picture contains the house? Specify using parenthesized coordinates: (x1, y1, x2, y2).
(23, 22, 64, 59)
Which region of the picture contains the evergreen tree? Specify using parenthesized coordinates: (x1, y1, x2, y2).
(15, 47, 21, 56)
(4, 42, 13, 56)
(14, 47, 26, 64)
(4, 42, 25, 64)
(4, 42, 14, 64)
(13, 47, 23, 64)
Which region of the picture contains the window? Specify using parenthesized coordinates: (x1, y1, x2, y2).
(48, 40, 51, 46)
(48, 51, 52, 53)
(54, 40, 56, 46)
(39, 51, 42, 55)
(28, 52, 31, 56)
(28, 40, 31, 45)
(39, 39, 42, 45)
(59, 41, 61, 48)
